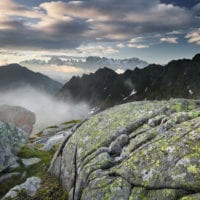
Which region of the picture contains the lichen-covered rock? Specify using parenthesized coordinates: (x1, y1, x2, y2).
(0, 105, 36, 134)
(49, 99, 200, 200)
(2, 176, 41, 199)
(30, 120, 81, 151)
(0, 121, 31, 172)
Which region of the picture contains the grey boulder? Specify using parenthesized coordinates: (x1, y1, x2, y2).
(2, 176, 41, 199)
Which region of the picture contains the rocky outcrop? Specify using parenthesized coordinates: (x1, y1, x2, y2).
(0, 106, 36, 172)
(49, 99, 200, 200)
(0, 105, 36, 134)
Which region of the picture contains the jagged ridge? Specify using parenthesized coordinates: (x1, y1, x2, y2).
(59, 54, 200, 109)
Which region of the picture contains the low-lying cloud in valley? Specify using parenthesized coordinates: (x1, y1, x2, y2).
(0, 86, 90, 134)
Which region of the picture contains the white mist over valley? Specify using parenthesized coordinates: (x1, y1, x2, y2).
(0, 86, 90, 134)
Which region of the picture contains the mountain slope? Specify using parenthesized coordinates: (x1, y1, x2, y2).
(59, 54, 200, 108)
(59, 67, 131, 107)
(0, 64, 62, 94)
(145, 54, 200, 99)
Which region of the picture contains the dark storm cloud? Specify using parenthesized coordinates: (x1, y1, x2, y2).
(0, 11, 90, 49)
(160, 0, 200, 7)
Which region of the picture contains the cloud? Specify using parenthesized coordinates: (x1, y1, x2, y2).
(128, 44, 149, 49)
(128, 36, 149, 48)
(166, 30, 182, 35)
(0, 0, 198, 52)
(160, 37, 178, 43)
(77, 45, 119, 55)
(161, 0, 200, 8)
(186, 29, 200, 45)
(115, 69, 125, 74)
(129, 37, 144, 43)
(116, 43, 125, 48)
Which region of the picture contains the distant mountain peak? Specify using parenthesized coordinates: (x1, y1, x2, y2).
(4, 63, 23, 68)
(0, 63, 62, 94)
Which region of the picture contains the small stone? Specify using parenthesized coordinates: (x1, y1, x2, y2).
(21, 158, 41, 168)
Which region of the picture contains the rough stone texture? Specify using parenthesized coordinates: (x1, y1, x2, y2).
(2, 176, 41, 199)
(30, 121, 80, 151)
(0, 105, 36, 134)
(21, 158, 41, 168)
(0, 121, 30, 172)
(49, 99, 200, 200)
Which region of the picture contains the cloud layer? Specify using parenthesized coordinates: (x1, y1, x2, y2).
(0, 0, 199, 51)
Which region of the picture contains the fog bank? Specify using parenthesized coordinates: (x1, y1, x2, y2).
(0, 86, 90, 134)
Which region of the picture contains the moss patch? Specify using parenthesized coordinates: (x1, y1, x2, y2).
(12, 176, 68, 200)
(1, 145, 68, 200)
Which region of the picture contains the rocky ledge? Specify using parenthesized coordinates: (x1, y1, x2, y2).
(49, 99, 200, 200)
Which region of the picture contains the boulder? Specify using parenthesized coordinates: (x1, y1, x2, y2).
(0, 121, 31, 172)
(0, 105, 35, 172)
(0, 105, 36, 134)
(49, 99, 200, 200)
(2, 176, 41, 199)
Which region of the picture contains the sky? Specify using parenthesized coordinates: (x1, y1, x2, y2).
(0, 0, 200, 79)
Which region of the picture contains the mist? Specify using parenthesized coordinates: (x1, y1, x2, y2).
(0, 86, 90, 134)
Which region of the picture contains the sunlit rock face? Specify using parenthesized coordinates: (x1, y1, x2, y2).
(0, 105, 36, 134)
(49, 99, 200, 200)
(0, 105, 35, 173)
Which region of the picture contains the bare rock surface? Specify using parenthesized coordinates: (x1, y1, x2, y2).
(49, 99, 200, 200)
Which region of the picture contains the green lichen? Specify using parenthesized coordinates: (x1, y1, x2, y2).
(1, 145, 68, 200)
(187, 165, 198, 174)
(49, 99, 200, 200)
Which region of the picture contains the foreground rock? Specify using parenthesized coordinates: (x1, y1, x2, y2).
(0, 122, 30, 172)
(49, 99, 200, 200)
(0, 106, 36, 172)
(0, 105, 36, 134)
(2, 176, 41, 199)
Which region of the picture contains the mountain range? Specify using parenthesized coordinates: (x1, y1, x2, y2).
(20, 56, 148, 71)
(0, 64, 62, 94)
(59, 54, 200, 108)
(1, 54, 200, 109)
